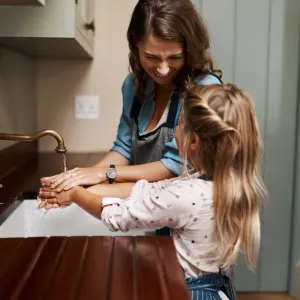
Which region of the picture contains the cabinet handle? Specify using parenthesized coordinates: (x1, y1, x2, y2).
(85, 20, 95, 33)
(0, 184, 3, 188)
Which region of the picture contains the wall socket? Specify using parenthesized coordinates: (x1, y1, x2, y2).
(75, 95, 99, 120)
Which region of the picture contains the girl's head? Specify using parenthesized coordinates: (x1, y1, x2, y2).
(176, 84, 266, 268)
(127, 0, 221, 99)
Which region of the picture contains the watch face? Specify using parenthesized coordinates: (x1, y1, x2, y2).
(108, 168, 117, 179)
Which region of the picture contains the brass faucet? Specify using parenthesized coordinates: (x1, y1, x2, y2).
(0, 129, 67, 154)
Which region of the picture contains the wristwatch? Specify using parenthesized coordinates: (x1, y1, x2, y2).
(106, 164, 117, 184)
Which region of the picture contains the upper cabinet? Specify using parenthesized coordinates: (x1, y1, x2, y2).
(0, 0, 45, 5)
(0, 0, 95, 59)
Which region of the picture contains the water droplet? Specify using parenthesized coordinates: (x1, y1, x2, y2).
(40, 211, 48, 223)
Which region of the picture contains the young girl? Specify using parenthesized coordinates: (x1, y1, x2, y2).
(39, 84, 266, 299)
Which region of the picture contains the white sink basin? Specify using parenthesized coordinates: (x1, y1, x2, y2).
(0, 200, 154, 238)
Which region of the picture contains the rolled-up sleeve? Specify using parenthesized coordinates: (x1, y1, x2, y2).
(110, 75, 136, 161)
(101, 179, 191, 232)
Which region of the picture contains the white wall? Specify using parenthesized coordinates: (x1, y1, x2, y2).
(36, 0, 137, 152)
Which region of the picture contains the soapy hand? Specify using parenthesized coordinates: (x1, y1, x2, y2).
(40, 167, 108, 192)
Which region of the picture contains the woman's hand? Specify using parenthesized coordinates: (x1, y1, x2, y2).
(40, 167, 108, 192)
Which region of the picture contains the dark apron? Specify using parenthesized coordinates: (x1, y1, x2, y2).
(130, 88, 180, 236)
(185, 273, 236, 300)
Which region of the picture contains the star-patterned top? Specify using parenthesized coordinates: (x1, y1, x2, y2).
(101, 172, 219, 277)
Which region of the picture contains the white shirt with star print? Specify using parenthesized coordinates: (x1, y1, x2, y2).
(101, 172, 219, 277)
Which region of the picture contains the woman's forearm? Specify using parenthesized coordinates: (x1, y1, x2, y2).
(93, 152, 176, 183)
(86, 182, 135, 199)
(115, 161, 175, 183)
(93, 151, 130, 167)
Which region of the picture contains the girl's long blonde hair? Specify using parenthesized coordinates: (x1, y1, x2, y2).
(182, 84, 267, 269)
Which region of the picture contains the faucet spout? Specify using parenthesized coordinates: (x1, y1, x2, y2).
(0, 129, 67, 154)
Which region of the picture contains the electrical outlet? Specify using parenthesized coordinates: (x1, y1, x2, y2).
(75, 95, 99, 120)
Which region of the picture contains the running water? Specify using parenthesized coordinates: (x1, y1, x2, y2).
(35, 152, 68, 229)
(62, 153, 68, 172)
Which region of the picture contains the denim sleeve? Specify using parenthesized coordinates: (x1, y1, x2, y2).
(195, 74, 222, 85)
(160, 74, 221, 175)
(110, 75, 136, 161)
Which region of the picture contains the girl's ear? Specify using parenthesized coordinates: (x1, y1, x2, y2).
(189, 132, 200, 151)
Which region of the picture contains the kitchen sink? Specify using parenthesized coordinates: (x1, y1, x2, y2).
(0, 200, 154, 238)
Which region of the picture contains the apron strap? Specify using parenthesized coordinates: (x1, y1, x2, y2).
(130, 88, 180, 127)
(131, 74, 220, 122)
(130, 96, 142, 121)
(166, 87, 180, 128)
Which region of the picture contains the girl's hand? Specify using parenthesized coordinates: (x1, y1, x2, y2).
(38, 187, 78, 207)
(38, 194, 70, 210)
(38, 200, 62, 210)
(40, 167, 108, 192)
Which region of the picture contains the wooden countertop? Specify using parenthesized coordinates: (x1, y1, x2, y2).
(0, 236, 190, 300)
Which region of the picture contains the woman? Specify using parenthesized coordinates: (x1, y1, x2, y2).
(41, 0, 222, 194)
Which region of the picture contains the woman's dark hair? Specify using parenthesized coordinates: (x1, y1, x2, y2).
(127, 0, 222, 101)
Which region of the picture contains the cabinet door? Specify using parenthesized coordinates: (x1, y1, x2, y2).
(0, 0, 45, 5)
(75, 0, 94, 49)
(0, 0, 93, 58)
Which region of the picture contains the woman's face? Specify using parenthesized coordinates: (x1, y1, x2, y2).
(136, 34, 185, 86)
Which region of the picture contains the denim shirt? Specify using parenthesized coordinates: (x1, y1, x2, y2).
(111, 74, 221, 175)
